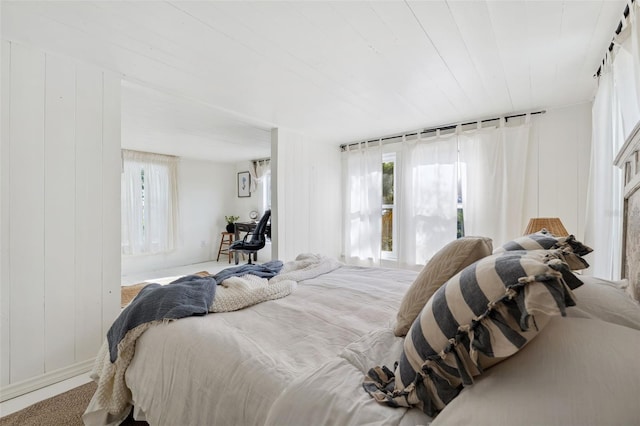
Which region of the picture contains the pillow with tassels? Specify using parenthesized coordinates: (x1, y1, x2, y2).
(494, 229, 593, 271)
(364, 249, 582, 417)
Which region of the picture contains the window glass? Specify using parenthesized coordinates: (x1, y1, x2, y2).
(382, 153, 396, 256)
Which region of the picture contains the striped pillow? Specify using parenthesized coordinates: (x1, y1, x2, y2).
(365, 250, 579, 417)
(495, 230, 593, 271)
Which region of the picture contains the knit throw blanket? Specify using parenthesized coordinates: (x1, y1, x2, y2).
(85, 254, 342, 425)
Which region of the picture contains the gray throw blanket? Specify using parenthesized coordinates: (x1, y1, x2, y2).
(107, 260, 283, 363)
(212, 260, 283, 282)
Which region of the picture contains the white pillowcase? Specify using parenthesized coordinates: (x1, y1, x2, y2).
(431, 316, 640, 426)
(567, 275, 640, 330)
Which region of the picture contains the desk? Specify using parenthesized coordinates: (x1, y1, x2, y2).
(233, 221, 271, 263)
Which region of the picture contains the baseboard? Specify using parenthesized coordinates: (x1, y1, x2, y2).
(0, 358, 94, 402)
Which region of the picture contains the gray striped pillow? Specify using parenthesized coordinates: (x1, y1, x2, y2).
(495, 230, 593, 271)
(365, 250, 579, 417)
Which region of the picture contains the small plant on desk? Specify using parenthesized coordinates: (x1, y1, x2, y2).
(225, 215, 240, 233)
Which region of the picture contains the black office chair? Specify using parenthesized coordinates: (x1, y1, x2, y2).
(229, 210, 271, 265)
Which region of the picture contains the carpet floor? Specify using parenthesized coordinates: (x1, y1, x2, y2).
(121, 270, 211, 308)
(0, 381, 148, 426)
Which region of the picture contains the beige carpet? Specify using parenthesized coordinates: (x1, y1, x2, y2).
(0, 382, 148, 426)
(121, 282, 150, 308)
(121, 270, 211, 308)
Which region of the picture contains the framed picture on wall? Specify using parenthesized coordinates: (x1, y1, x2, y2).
(237, 171, 251, 198)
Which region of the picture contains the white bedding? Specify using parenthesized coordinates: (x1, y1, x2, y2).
(86, 260, 640, 426)
(122, 264, 417, 425)
(264, 328, 432, 426)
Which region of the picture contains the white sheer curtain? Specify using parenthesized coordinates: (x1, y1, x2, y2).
(343, 141, 382, 265)
(249, 159, 271, 192)
(585, 0, 639, 280)
(459, 117, 531, 246)
(613, 19, 640, 139)
(397, 132, 458, 265)
(121, 150, 178, 255)
(585, 54, 624, 280)
(630, 0, 640, 113)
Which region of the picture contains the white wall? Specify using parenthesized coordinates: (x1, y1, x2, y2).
(121, 158, 236, 276)
(232, 161, 265, 223)
(524, 103, 592, 242)
(0, 41, 121, 400)
(272, 128, 342, 262)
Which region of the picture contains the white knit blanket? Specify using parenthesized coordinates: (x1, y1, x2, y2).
(83, 254, 342, 426)
(210, 254, 341, 312)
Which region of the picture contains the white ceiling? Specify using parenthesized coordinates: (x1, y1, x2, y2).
(1, 0, 626, 162)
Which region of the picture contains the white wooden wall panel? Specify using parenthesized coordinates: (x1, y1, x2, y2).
(522, 103, 592, 241)
(44, 54, 77, 372)
(537, 108, 581, 236)
(271, 129, 281, 260)
(523, 115, 541, 227)
(74, 68, 104, 362)
(306, 141, 342, 257)
(576, 106, 592, 239)
(9, 42, 46, 383)
(1, 40, 11, 388)
(101, 73, 122, 331)
(0, 41, 121, 398)
(272, 128, 341, 262)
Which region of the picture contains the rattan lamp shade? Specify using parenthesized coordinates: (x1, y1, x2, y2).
(524, 217, 569, 236)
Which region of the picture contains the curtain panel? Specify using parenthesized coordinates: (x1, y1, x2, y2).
(398, 132, 458, 266)
(121, 150, 179, 255)
(343, 141, 382, 265)
(586, 0, 639, 280)
(250, 159, 271, 192)
(343, 119, 531, 266)
(459, 118, 531, 246)
(586, 54, 624, 280)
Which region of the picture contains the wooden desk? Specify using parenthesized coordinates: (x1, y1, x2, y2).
(233, 221, 271, 263)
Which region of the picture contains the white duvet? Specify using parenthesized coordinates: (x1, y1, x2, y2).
(265, 328, 432, 426)
(85, 260, 640, 426)
(85, 259, 418, 426)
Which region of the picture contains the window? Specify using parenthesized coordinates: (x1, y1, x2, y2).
(457, 160, 465, 238)
(381, 152, 396, 258)
(121, 150, 178, 255)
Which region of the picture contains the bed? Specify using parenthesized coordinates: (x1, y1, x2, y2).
(83, 242, 640, 426)
(83, 128, 640, 425)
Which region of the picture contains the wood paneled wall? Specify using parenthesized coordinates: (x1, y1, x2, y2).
(524, 103, 592, 242)
(271, 128, 342, 262)
(0, 41, 121, 400)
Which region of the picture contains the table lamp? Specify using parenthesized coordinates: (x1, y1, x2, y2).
(524, 217, 569, 236)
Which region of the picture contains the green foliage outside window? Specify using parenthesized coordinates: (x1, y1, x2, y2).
(382, 162, 394, 204)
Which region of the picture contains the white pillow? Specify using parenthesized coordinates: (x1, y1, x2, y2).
(431, 316, 640, 426)
(567, 275, 640, 330)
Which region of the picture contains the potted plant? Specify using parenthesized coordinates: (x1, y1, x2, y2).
(225, 215, 239, 233)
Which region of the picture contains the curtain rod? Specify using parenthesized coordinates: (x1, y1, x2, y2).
(251, 157, 270, 163)
(594, 0, 634, 78)
(339, 109, 545, 151)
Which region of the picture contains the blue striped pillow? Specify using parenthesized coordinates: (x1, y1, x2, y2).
(365, 250, 580, 416)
